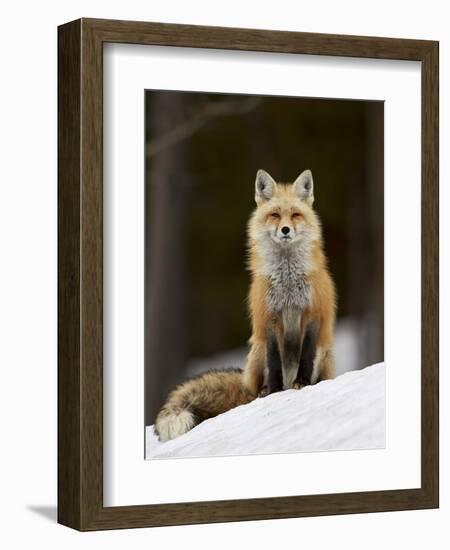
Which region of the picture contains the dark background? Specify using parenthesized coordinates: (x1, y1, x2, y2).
(145, 90, 384, 426)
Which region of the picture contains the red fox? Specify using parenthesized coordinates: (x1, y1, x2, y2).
(154, 169, 336, 441)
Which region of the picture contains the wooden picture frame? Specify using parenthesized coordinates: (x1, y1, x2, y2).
(58, 18, 439, 531)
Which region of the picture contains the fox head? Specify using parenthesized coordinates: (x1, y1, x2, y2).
(249, 169, 321, 248)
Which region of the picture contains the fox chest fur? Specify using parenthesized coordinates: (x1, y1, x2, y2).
(260, 244, 313, 315)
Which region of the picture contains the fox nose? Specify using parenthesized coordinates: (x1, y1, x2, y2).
(281, 226, 290, 235)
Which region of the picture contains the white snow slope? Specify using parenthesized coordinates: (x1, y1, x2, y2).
(146, 362, 385, 460)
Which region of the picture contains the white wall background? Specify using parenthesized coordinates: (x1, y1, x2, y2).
(0, 0, 447, 548)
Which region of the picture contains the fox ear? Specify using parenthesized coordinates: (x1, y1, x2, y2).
(255, 169, 277, 204)
(293, 169, 314, 205)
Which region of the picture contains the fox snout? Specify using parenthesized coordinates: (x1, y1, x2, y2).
(279, 225, 293, 241)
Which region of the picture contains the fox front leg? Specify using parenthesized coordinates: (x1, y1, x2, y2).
(281, 309, 302, 389)
(293, 320, 319, 389)
(261, 328, 283, 396)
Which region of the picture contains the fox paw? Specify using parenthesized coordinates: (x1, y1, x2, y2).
(258, 385, 269, 398)
(292, 381, 305, 390)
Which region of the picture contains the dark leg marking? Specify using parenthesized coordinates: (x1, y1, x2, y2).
(295, 320, 319, 386)
(267, 329, 283, 394)
(282, 330, 302, 389)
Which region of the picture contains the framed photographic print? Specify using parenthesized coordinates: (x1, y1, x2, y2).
(58, 18, 439, 530)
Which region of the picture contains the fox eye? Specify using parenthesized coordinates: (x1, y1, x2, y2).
(270, 212, 280, 219)
(292, 212, 302, 219)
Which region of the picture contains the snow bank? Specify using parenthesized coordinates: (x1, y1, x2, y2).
(146, 362, 385, 460)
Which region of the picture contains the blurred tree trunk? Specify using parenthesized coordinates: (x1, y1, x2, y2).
(145, 93, 191, 425)
(363, 102, 384, 365)
(348, 174, 368, 368)
(348, 103, 384, 369)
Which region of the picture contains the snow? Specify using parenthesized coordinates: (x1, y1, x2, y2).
(146, 362, 385, 460)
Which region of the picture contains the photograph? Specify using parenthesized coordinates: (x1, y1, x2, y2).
(144, 90, 385, 460)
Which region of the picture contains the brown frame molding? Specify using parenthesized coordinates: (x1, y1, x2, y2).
(58, 18, 439, 531)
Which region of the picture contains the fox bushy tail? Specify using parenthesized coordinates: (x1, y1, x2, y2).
(154, 368, 256, 442)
